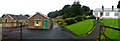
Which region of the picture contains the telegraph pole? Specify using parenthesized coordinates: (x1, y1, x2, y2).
(20, 22, 22, 41)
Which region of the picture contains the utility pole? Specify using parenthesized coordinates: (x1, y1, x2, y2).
(20, 22, 22, 41)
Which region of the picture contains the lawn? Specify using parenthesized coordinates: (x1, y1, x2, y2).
(105, 28, 119, 39)
(0, 24, 2, 27)
(100, 29, 119, 41)
(101, 19, 120, 28)
(101, 19, 120, 41)
(0, 24, 2, 29)
(65, 19, 94, 36)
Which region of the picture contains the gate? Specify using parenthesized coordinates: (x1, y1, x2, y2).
(2, 22, 22, 41)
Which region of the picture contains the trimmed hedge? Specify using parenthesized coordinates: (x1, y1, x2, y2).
(75, 16, 83, 22)
(87, 15, 96, 19)
(65, 18, 76, 25)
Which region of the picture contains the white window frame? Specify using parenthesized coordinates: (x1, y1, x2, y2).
(114, 12, 118, 16)
(106, 12, 109, 16)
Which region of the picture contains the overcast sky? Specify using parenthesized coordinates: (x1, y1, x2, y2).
(0, 0, 119, 17)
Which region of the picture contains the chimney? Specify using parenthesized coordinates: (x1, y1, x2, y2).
(102, 6, 104, 11)
(112, 5, 114, 11)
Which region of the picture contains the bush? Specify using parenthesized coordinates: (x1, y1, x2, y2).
(83, 16, 87, 20)
(88, 15, 96, 19)
(65, 18, 76, 25)
(75, 16, 83, 22)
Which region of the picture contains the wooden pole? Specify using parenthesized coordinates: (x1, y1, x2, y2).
(20, 22, 22, 41)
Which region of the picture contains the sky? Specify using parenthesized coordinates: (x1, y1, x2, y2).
(0, 0, 119, 17)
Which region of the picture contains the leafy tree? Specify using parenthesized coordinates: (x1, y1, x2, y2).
(1, 14, 5, 18)
(25, 14, 30, 17)
(47, 1, 91, 19)
(89, 10, 93, 15)
(81, 6, 90, 12)
(117, 1, 120, 8)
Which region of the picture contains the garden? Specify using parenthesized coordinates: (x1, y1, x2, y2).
(65, 19, 94, 36)
(100, 19, 120, 41)
(101, 19, 120, 28)
(53, 15, 96, 36)
(0, 24, 2, 27)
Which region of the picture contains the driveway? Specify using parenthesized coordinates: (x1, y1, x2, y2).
(2, 20, 100, 41)
(0, 28, 2, 41)
(2, 22, 78, 40)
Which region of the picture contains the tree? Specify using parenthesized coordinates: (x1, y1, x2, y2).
(89, 10, 93, 15)
(47, 0, 91, 19)
(25, 14, 30, 17)
(47, 12, 56, 18)
(1, 14, 5, 18)
(117, 1, 120, 8)
(81, 6, 90, 11)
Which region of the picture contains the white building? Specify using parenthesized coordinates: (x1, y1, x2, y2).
(93, 6, 120, 19)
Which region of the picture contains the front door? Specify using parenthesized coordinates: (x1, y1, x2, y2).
(44, 20, 48, 29)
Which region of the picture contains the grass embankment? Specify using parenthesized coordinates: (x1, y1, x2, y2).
(101, 19, 120, 41)
(0, 24, 2, 27)
(65, 19, 94, 36)
(101, 19, 120, 28)
(100, 28, 119, 41)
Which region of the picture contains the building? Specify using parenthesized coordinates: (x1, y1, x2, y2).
(93, 6, 120, 19)
(2, 14, 29, 27)
(28, 12, 53, 29)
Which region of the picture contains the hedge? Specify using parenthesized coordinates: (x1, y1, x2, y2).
(65, 18, 76, 25)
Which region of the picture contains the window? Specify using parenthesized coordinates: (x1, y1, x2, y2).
(34, 19, 42, 26)
(95, 12, 98, 16)
(36, 21, 38, 24)
(106, 12, 109, 16)
(114, 13, 118, 16)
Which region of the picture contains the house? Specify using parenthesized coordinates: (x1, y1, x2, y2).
(28, 12, 53, 29)
(93, 6, 120, 19)
(2, 14, 29, 27)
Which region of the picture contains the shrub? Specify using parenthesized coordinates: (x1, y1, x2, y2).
(65, 18, 76, 25)
(75, 16, 83, 22)
(88, 15, 96, 19)
(83, 16, 87, 20)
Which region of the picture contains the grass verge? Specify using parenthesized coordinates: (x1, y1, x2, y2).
(65, 19, 94, 36)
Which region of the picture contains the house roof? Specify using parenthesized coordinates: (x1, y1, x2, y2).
(93, 8, 120, 12)
(28, 12, 49, 19)
(3, 14, 29, 20)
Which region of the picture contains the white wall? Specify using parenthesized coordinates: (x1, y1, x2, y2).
(93, 12, 120, 18)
